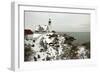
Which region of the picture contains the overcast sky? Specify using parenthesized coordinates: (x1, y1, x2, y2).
(24, 11, 90, 32)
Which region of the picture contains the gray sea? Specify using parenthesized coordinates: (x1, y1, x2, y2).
(57, 32, 90, 45)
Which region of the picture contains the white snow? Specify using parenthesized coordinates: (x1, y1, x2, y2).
(33, 33, 42, 38)
(77, 46, 88, 59)
(25, 32, 90, 61)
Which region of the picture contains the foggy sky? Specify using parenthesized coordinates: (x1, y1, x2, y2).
(24, 11, 90, 32)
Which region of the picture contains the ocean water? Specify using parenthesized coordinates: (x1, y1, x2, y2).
(57, 32, 90, 45)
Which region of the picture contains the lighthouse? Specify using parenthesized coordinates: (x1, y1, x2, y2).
(48, 18, 52, 32)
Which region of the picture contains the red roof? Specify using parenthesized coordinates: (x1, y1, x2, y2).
(24, 29, 33, 35)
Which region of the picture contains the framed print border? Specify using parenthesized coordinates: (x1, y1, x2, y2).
(11, 2, 97, 71)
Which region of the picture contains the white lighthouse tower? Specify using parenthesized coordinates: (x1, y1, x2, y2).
(48, 18, 52, 32)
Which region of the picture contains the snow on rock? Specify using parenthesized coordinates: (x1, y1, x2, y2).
(24, 31, 90, 61)
(33, 33, 42, 38)
(77, 46, 88, 59)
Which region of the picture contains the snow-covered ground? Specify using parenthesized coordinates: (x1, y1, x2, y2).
(24, 32, 90, 61)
